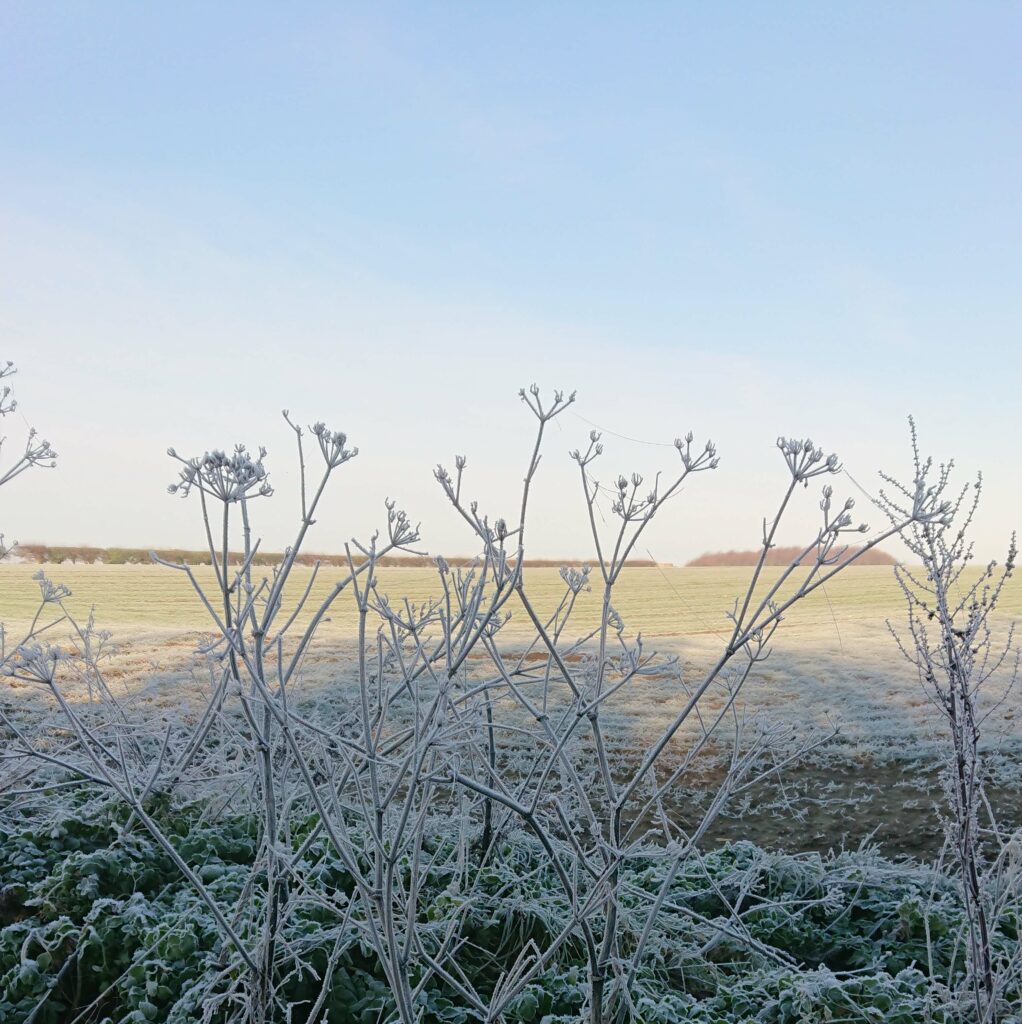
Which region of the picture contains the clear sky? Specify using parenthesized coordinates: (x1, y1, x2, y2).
(2, 3, 1019, 564)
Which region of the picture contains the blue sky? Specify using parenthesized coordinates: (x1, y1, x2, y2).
(2, 3, 1019, 562)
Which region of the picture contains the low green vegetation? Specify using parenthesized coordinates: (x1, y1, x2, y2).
(1, 800, 1007, 1024)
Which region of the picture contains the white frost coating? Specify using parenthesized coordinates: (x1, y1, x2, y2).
(885, 417, 1021, 1022)
(2, 379, 1011, 1023)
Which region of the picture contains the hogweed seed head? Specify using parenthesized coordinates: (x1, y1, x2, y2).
(778, 436, 840, 482)
(311, 423, 357, 468)
(167, 445, 272, 502)
(32, 570, 71, 603)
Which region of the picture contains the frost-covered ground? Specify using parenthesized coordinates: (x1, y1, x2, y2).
(3, 563, 1020, 855)
(4, 564, 1022, 1022)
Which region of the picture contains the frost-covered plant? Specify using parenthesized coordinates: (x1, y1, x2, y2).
(430, 390, 953, 1023)
(2, 388, 975, 1024)
(885, 418, 1021, 1024)
(0, 801, 984, 1024)
(0, 358, 63, 688)
(0, 359, 57, 562)
(161, 415, 425, 1021)
(0, 361, 57, 495)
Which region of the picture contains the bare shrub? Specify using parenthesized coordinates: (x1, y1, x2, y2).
(885, 419, 1021, 1024)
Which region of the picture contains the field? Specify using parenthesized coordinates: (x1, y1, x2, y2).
(5, 561, 1021, 857)
(5, 552, 1022, 1022)
(7, 560, 1021, 638)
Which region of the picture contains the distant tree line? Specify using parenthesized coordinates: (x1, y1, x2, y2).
(11, 543, 661, 568)
(686, 544, 896, 567)
(10, 542, 898, 569)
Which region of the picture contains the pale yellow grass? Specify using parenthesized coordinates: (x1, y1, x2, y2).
(5, 562, 1018, 640)
(2, 562, 1019, 763)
